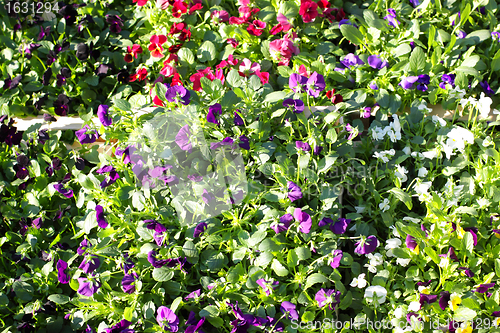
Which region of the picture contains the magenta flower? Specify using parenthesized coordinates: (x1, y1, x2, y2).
(280, 301, 299, 320)
(458, 267, 474, 277)
(296, 141, 311, 152)
(175, 125, 193, 153)
(330, 250, 343, 269)
(405, 235, 418, 251)
(57, 259, 70, 284)
(256, 278, 279, 296)
(77, 239, 91, 255)
(75, 125, 98, 144)
(354, 235, 378, 255)
(97, 104, 112, 126)
(287, 181, 303, 202)
(272, 213, 292, 234)
(156, 306, 179, 332)
(315, 288, 341, 309)
(95, 205, 108, 228)
(294, 208, 312, 233)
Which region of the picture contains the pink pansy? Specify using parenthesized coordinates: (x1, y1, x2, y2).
(238, 59, 261, 76)
(255, 70, 269, 84)
(247, 19, 266, 36)
(277, 13, 292, 31)
(160, 62, 176, 77)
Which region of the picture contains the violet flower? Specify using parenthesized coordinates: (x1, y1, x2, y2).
(185, 289, 201, 300)
(207, 103, 222, 125)
(193, 222, 207, 237)
(406, 235, 418, 251)
(121, 272, 138, 294)
(272, 214, 292, 234)
(354, 235, 378, 255)
(331, 218, 351, 234)
(289, 73, 308, 93)
(96, 205, 108, 228)
(457, 30, 467, 39)
(76, 125, 98, 144)
(367, 55, 388, 69)
(294, 207, 312, 233)
(185, 317, 205, 333)
(458, 267, 474, 277)
(287, 181, 303, 202)
(97, 104, 112, 126)
(234, 111, 244, 126)
(96, 165, 120, 189)
(79, 255, 100, 274)
(384, 8, 400, 28)
(439, 74, 455, 89)
(104, 319, 133, 333)
(57, 259, 70, 284)
(369, 81, 378, 90)
(53, 183, 74, 198)
(313, 145, 323, 155)
(492, 31, 500, 41)
(330, 250, 343, 269)
(280, 301, 299, 320)
(476, 283, 495, 293)
(238, 135, 250, 150)
(315, 288, 341, 309)
(306, 72, 326, 97)
(480, 81, 494, 96)
(296, 141, 311, 152)
(156, 306, 179, 332)
(340, 53, 364, 68)
(77, 239, 91, 255)
(439, 291, 450, 311)
(210, 137, 235, 150)
(419, 293, 438, 307)
(416, 74, 430, 92)
(256, 279, 279, 296)
(166, 85, 190, 105)
(400, 76, 419, 90)
(175, 125, 192, 153)
(283, 99, 305, 113)
(56, 67, 71, 86)
(77, 275, 101, 296)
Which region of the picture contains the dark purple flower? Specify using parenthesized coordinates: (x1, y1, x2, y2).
(96, 165, 120, 188)
(3, 75, 22, 90)
(57, 259, 70, 284)
(330, 250, 343, 269)
(416, 74, 430, 92)
(331, 218, 351, 235)
(79, 255, 100, 274)
(56, 67, 71, 86)
(53, 94, 71, 116)
(58, 4, 78, 25)
(185, 317, 205, 333)
(38, 25, 51, 40)
(43, 113, 57, 123)
(210, 137, 235, 150)
(75, 43, 90, 61)
(77, 239, 91, 255)
(76, 125, 98, 144)
(38, 128, 49, 144)
(457, 30, 467, 39)
(35, 94, 49, 111)
(369, 81, 378, 90)
(97, 104, 112, 126)
(106, 14, 124, 33)
(306, 72, 326, 97)
(318, 217, 334, 227)
(77, 276, 101, 297)
(53, 183, 74, 198)
(340, 53, 364, 68)
(419, 293, 437, 307)
(121, 272, 138, 294)
(117, 69, 130, 84)
(144, 220, 167, 233)
(407, 312, 421, 324)
(458, 267, 474, 277)
(280, 301, 299, 320)
(83, 325, 96, 333)
(476, 283, 495, 293)
(289, 73, 308, 93)
(313, 145, 323, 155)
(22, 43, 41, 60)
(95, 205, 108, 228)
(354, 235, 378, 255)
(295, 140, 311, 152)
(338, 19, 357, 28)
(206, 103, 222, 125)
(439, 291, 450, 310)
(283, 99, 305, 113)
(384, 8, 400, 28)
(14, 155, 30, 179)
(47, 50, 57, 65)
(315, 288, 341, 309)
(104, 319, 133, 333)
(406, 235, 418, 251)
(294, 208, 312, 233)
(238, 135, 250, 150)
(439, 74, 455, 89)
(166, 85, 191, 105)
(409, 0, 420, 7)
(193, 222, 207, 237)
(156, 306, 179, 332)
(480, 81, 494, 96)
(272, 213, 292, 234)
(234, 111, 244, 126)
(400, 76, 419, 90)
(367, 55, 388, 69)
(287, 181, 302, 202)
(175, 125, 192, 153)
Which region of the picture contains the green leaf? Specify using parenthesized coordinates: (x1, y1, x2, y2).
(197, 41, 216, 62)
(495, 259, 500, 278)
(424, 247, 440, 264)
(340, 25, 365, 46)
(48, 294, 71, 305)
(248, 75, 262, 91)
(491, 49, 500, 72)
(393, 44, 411, 58)
(318, 155, 338, 173)
(271, 259, 289, 276)
(295, 247, 311, 261)
(304, 273, 328, 290)
(123, 306, 134, 321)
(392, 248, 410, 259)
(389, 188, 413, 210)
(12, 281, 34, 302)
(454, 307, 476, 321)
(339, 291, 352, 310)
(114, 99, 131, 112)
(152, 267, 174, 282)
(463, 232, 474, 253)
(461, 55, 479, 68)
(263, 91, 285, 103)
(325, 128, 337, 144)
(409, 46, 426, 73)
(199, 305, 219, 318)
(155, 82, 168, 102)
(178, 48, 195, 66)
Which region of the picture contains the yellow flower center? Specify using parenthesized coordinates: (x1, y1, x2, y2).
(450, 296, 461, 311)
(456, 225, 465, 239)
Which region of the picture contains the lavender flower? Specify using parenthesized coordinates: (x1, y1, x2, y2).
(280, 301, 299, 320)
(272, 214, 292, 234)
(57, 259, 70, 284)
(354, 235, 378, 255)
(97, 104, 112, 126)
(156, 306, 179, 332)
(287, 181, 303, 202)
(296, 141, 311, 152)
(306, 72, 326, 97)
(175, 125, 192, 153)
(294, 208, 312, 234)
(289, 73, 308, 93)
(367, 55, 388, 69)
(75, 125, 98, 144)
(340, 53, 364, 68)
(315, 288, 341, 309)
(77, 275, 101, 296)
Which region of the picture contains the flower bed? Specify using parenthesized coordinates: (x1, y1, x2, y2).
(3, 0, 500, 332)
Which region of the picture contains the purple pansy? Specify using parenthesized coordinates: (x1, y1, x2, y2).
(185, 289, 201, 300)
(175, 125, 193, 153)
(256, 278, 279, 296)
(400, 76, 419, 90)
(97, 104, 112, 126)
(185, 316, 205, 333)
(315, 288, 341, 309)
(77, 239, 91, 255)
(458, 267, 474, 277)
(296, 141, 311, 152)
(207, 103, 222, 125)
(77, 275, 101, 297)
(272, 213, 292, 234)
(416, 74, 430, 92)
(384, 8, 400, 28)
(210, 137, 235, 150)
(105, 319, 133, 333)
(480, 81, 494, 96)
(53, 183, 74, 198)
(294, 208, 312, 233)
(439, 74, 455, 89)
(234, 111, 244, 126)
(409, 0, 420, 7)
(306, 72, 326, 97)
(283, 99, 305, 113)
(287, 181, 303, 202)
(457, 30, 467, 38)
(369, 81, 378, 90)
(476, 283, 495, 293)
(238, 135, 250, 150)
(331, 218, 351, 235)
(439, 291, 450, 311)
(95, 205, 108, 228)
(289, 73, 308, 93)
(194, 222, 207, 237)
(367, 55, 388, 69)
(419, 293, 438, 307)
(156, 306, 179, 332)
(330, 250, 343, 269)
(79, 255, 101, 274)
(166, 85, 190, 105)
(76, 125, 98, 144)
(96, 165, 120, 189)
(280, 301, 299, 320)
(354, 235, 379, 255)
(340, 53, 364, 68)
(313, 145, 323, 155)
(57, 259, 70, 284)
(406, 235, 418, 251)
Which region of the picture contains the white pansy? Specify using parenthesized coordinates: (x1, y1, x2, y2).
(411, 151, 424, 160)
(379, 198, 390, 212)
(396, 258, 411, 266)
(439, 257, 450, 268)
(417, 101, 433, 113)
(389, 225, 401, 238)
(385, 238, 402, 250)
(408, 301, 421, 312)
(394, 307, 404, 319)
(395, 165, 408, 182)
(355, 206, 366, 214)
(387, 130, 397, 142)
(449, 87, 466, 99)
(350, 273, 367, 288)
(414, 181, 432, 195)
(483, 136, 494, 147)
(431, 115, 447, 127)
(418, 167, 428, 178)
(402, 146, 411, 155)
(403, 217, 421, 223)
(364, 286, 387, 304)
(368, 253, 384, 266)
(373, 151, 388, 163)
(478, 92, 493, 118)
(477, 198, 490, 209)
(422, 150, 438, 159)
(494, 109, 500, 115)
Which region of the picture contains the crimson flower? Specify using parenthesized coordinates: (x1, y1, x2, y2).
(247, 19, 266, 36)
(172, 0, 188, 18)
(299, 0, 319, 23)
(133, 0, 148, 5)
(148, 35, 167, 58)
(130, 68, 148, 82)
(124, 44, 143, 63)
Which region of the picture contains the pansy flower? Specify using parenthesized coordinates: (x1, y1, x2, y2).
(96, 165, 120, 189)
(296, 141, 311, 152)
(287, 181, 303, 202)
(172, 0, 188, 18)
(400, 76, 419, 90)
(130, 68, 148, 82)
(439, 74, 456, 89)
(57, 259, 70, 284)
(326, 89, 343, 104)
(121, 272, 139, 294)
(289, 73, 308, 93)
(315, 288, 341, 309)
(272, 213, 292, 234)
(79, 255, 101, 274)
(238, 135, 250, 150)
(354, 235, 379, 255)
(476, 283, 495, 293)
(95, 205, 108, 228)
(124, 44, 143, 63)
(97, 105, 112, 127)
(384, 8, 400, 28)
(256, 278, 279, 296)
(104, 319, 133, 333)
(166, 85, 190, 105)
(175, 125, 192, 153)
(331, 218, 351, 235)
(367, 55, 388, 69)
(185, 315, 205, 333)
(53, 94, 71, 116)
(133, 0, 148, 6)
(76, 125, 98, 144)
(184, 289, 201, 300)
(280, 301, 299, 320)
(156, 306, 179, 332)
(53, 183, 74, 198)
(306, 72, 326, 97)
(299, 0, 318, 23)
(294, 207, 312, 233)
(330, 250, 343, 269)
(149, 35, 167, 58)
(106, 14, 123, 33)
(77, 275, 101, 296)
(42, 68, 52, 86)
(247, 19, 266, 36)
